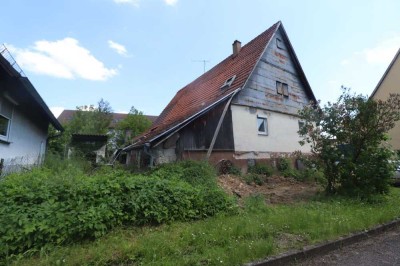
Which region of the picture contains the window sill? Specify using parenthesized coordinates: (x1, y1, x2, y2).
(0, 138, 11, 145)
(258, 132, 268, 136)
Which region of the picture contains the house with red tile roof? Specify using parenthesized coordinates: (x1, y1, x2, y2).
(124, 21, 317, 171)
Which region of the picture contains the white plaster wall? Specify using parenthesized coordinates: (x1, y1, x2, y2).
(231, 104, 310, 153)
(0, 106, 48, 172)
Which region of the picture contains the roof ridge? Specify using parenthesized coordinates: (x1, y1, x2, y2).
(133, 21, 281, 147)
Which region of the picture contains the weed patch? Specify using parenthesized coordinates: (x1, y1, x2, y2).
(0, 160, 235, 259)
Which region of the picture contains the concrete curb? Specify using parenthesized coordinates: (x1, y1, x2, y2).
(246, 218, 400, 266)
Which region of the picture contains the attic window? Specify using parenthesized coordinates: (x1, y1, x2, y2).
(276, 81, 289, 97)
(276, 38, 283, 49)
(220, 75, 236, 90)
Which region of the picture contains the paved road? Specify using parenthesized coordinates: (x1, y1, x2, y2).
(296, 226, 400, 266)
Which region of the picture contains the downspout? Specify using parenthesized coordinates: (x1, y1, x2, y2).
(206, 88, 241, 159)
(143, 142, 154, 167)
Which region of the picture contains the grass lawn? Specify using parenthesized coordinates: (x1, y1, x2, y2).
(10, 188, 400, 266)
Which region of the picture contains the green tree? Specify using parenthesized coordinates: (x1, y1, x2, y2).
(298, 87, 400, 198)
(48, 99, 113, 157)
(115, 106, 152, 146)
(68, 99, 113, 135)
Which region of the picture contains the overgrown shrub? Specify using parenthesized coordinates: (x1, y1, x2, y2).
(216, 160, 242, 176)
(277, 158, 291, 172)
(294, 168, 326, 184)
(150, 160, 217, 187)
(298, 88, 400, 198)
(0, 161, 236, 258)
(243, 173, 266, 185)
(248, 163, 273, 176)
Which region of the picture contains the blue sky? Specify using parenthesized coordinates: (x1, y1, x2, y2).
(2, 0, 400, 117)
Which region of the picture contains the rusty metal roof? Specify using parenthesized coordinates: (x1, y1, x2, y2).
(129, 21, 282, 148)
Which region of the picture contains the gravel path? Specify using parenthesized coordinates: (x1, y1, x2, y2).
(296, 226, 400, 266)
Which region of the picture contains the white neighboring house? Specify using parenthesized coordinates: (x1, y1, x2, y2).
(0, 47, 63, 175)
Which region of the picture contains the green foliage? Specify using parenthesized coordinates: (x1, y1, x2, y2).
(115, 106, 152, 147)
(298, 87, 400, 198)
(243, 173, 266, 185)
(13, 189, 400, 266)
(248, 163, 273, 176)
(294, 168, 326, 184)
(245, 163, 273, 185)
(68, 99, 113, 135)
(150, 160, 217, 187)
(277, 158, 291, 172)
(0, 160, 235, 258)
(48, 99, 113, 157)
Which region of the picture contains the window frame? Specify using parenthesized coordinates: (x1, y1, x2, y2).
(257, 115, 268, 136)
(276, 81, 289, 98)
(0, 99, 13, 142)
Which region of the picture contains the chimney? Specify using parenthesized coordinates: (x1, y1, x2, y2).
(232, 40, 241, 56)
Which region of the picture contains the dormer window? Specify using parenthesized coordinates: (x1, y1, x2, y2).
(220, 75, 236, 90)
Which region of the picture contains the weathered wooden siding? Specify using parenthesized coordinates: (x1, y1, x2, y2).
(232, 28, 311, 115)
(179, 103, 234, 151)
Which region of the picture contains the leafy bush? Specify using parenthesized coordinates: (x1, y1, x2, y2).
(0, 161, 236, 258)
(150, 160, 216, 187)
(248, 163, 273, 176)
(277, 158, 291, 172)
(295, 168, 326, 184)
(243, 173, 266, 185)
(216, 160, 242, 176)
(281, 168, 298, 178)
(298, 88, 400, 197)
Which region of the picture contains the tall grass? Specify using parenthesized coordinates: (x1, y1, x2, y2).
(11, 189, 400, 266)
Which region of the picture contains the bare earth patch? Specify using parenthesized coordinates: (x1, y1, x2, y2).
(217, 174, 323, 205)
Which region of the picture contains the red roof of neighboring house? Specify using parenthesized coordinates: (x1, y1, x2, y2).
(58, 110, 158, 128)
(129, 21, 281, 148)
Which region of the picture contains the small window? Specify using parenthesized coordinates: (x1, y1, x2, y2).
(282, 83, 289, 97)
(257, 116, 268, 135)
(0, 99, 13, 139)
(0, 116, 10, 137)
(276, 38, 283, 49)
(276, 81, 289, 98)
(220, 75, 236, 90)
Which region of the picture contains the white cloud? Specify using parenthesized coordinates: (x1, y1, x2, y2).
(108, 40, 128, 56)
(164, 0, 178, 6)
(342, 35, 400, 68)
(8, 38, 117, 81)
(361, 36, 400, 65)
(113, 0, 140, 7)
(50, 107, 65, 118)
(319, 34, 400, 104)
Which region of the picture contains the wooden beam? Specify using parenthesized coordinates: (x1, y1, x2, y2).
(206, 89, 240, 159)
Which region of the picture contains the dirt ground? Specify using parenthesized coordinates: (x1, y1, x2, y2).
(217, 174, 323, 204)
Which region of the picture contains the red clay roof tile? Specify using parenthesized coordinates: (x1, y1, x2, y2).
(132, 21, 281, 146)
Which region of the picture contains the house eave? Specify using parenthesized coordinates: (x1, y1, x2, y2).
(123, 87, 242, 152)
